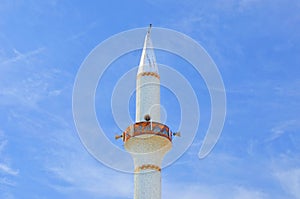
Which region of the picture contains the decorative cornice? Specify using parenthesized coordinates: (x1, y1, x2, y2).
(137, 72, 160, 79)
(134, 164, 161, 172)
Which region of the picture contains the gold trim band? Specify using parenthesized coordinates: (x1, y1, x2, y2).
(134, 164, 161, 172)
(137, 72, 160, 79)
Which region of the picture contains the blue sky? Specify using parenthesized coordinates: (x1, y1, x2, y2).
(0, 0, 300, 198)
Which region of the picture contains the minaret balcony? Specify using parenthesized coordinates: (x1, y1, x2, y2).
(122, 121, 172, 142)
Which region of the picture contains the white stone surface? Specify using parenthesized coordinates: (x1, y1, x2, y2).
(127, 25, 172, 199)
(134, 170, 161, 199)
(136, 75, 160, 123)
(136, 25, 160, 123)
(125, 135, 172, 199)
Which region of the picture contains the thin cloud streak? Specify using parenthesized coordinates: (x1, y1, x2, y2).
(42, 126, 132, 198)
(0, 47, 45, 65)
(268, 119, 300, 141)
(0, 177, 16, 187)
(274, 168, 300, 199)
(0, 131, 18, 189)
(163, 181, 270, 199)
(0, 163, 19, 176)
(66, 21, 98, 42)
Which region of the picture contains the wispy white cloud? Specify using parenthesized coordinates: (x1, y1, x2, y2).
(272, 154, 300, 199)
(233, 186, 269, 199)
(42, 127, 132, 198)
(66, 21, 98, 42)
(0, 65, 69, 111)
(0, 130, 19, 176)
(0, 138, 7, 154)
(0, 177, 16, 187)
(0, 130, 18, 190)
(0, 163, 19, 176)
(237, 0, 262, 11)
(0, 47, 45, 65)
(275, 168, 300, 199)
(163, 181, 269, 199)
(0, 191, 15, 199)
(47, 161, 132, 198)
(274, 80, 300, 98)
(0, 47, 53, 111)
(269, 119, 300, 141)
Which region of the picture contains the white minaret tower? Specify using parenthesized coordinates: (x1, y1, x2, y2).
(135, 24, 160, 123)
(116, 25, 174, 199)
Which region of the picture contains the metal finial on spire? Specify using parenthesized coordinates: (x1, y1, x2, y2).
(138, 24, 158, 74)
(146, 24, 152, 42)
(148, 24, 152, 34)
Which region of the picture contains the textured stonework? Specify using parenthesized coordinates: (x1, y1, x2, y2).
(136, 75, 160, 123)
(125, 135, 172, 199)
(124, 25, 172, 199)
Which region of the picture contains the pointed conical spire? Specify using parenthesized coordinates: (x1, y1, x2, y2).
(138, 24, 158, 74)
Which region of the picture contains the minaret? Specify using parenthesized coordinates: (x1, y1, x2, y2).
(136, 24, 160, 123)
(117, 25, 173, 199)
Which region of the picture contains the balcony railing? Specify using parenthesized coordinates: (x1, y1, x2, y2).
(123, 121, 172, 142)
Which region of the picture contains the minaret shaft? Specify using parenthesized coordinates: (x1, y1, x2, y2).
(136, 75, 160, 122)
(136, 24, 160, 123)
(134, 169, 161, 198)
(123, 25, 172, 199)
(125, 134, 171, 199)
